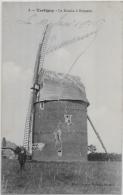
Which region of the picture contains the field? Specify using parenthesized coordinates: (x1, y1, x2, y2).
(1, 158, 122, 194)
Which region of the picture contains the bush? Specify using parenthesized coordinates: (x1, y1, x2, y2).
(14, 146, 21, 154)
(88, 153, 122, 161)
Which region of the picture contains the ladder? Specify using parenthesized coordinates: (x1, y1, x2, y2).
(23, 92, 33, 153)
(23, 24, 52, 154)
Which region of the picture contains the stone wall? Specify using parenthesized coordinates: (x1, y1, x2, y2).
(32, 100, 88, 161)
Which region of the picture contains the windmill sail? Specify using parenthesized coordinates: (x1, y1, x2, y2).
(23, 24, 52, 154)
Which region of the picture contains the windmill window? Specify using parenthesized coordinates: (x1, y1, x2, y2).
(64, 115, 72, 125)
(40, 102, 44, 110)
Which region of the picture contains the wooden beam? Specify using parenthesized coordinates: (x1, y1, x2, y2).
(87, 115, 108, 153)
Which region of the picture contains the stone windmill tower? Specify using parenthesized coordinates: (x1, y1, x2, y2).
(23, 24, 107, 161)
(32, 70, 89, 161)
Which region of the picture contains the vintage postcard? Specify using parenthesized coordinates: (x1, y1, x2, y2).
(1, 1, 122, 194)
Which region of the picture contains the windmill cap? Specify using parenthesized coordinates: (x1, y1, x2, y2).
(37, 69, 89, 106)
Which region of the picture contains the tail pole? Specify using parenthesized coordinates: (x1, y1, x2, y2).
(87, 115, 108, 153)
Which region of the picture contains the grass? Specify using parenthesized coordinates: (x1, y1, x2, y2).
(1, 158, 122, 194)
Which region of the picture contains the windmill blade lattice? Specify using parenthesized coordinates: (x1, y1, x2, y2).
(23, 24, 52, 154)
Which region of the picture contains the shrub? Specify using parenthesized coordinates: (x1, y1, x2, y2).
(88, 153, 122, 161)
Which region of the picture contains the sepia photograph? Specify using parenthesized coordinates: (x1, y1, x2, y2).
(1, 1, 122, 194)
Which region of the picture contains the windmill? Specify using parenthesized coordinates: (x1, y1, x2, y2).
(23, 20, 107, 158)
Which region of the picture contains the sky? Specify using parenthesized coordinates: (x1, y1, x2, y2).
(2, 2, 123, 153)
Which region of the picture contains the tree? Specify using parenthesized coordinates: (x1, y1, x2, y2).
(2, 137, 6, 148)
(88, 145, 96, 153)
